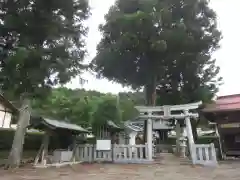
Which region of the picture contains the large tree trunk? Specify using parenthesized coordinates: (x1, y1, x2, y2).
(5, 97, 31, 169)
(145, 80, 157, 106)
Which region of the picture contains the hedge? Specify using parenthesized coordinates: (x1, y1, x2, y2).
(0, 128, 92, 151)
(0, 128, 81, 151)
(0, 128, 43, 150)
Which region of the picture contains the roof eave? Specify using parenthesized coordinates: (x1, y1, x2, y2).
(0, 94, 18, 113)
(29, 116, 89, 133)
(202, 108, 240, 113)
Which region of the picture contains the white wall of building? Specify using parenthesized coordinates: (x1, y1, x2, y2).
(153, 119, 172, 130)
(118, 130, 138, 145)
(128, 131, 138, 145)
(0, 103, 13, 128)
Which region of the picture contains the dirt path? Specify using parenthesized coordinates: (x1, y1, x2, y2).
(1, 154, 240, 180)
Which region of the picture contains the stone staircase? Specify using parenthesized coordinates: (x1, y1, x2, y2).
(154, 153, 192, 165)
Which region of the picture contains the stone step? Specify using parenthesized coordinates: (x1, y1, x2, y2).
(154, 153, 192, 165)
(178, 157, 192, 165)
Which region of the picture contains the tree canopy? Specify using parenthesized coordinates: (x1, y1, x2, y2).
(0, 0, 90, 98)
(92, 0, 222, 105)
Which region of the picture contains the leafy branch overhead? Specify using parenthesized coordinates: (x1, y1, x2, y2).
(0, 0, 90, 98)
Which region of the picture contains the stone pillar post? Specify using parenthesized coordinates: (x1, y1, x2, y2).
(184, 110, 196, 163)
(179, 126, 187, 158)
(184, 110, 194, 144)
(147, 118, 153, 161)
(175, 121, 181, 156)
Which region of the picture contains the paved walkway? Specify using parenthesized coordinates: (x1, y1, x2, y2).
(1, 154, 240, 180)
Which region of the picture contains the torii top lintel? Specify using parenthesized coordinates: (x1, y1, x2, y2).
(135, 101, 202, 120)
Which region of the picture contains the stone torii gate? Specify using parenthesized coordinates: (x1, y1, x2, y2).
(135, 101, 202, 162)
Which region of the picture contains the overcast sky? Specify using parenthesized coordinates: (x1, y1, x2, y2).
(67, 0, 240, 96)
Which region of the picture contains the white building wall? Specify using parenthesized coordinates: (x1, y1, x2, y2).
(118, 130, 138, 146)
(153, 119, 172, 130)
(129, 131, 138, 145)
(0, 103, 12, 128)
(118, 133, 126, 144)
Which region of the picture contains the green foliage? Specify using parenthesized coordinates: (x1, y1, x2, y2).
(92, 0, 222, 104)
(32, 88, 93, 127)
(91, 96, 120, 132)
(0, 128, 88, 151)
(119, 91, 145, 105)
(119, 97, 139, 121)
(93, 0, 166, 88)
(32, 87, 141, 128)
(0, 129, 43, 150)
(0, 0, 90, 98)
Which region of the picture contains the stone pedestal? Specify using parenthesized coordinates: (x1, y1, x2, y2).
(179, 137, 187, 158)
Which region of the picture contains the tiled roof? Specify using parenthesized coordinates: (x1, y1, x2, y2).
(106, 120, 122, 129)
(203, 94, 240, 112)
(124, 121, 143, 132)
(30, 116, 89, 133)
(43, 118, 89, 132)
(0, 94, 17, 113)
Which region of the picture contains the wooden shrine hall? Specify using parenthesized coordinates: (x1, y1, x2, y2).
(202, 94, 240, 157)
(29, 116, 89, 167)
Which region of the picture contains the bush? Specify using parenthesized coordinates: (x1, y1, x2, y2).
(85, 137, 96, 144)
(196, 136, 219, 147)
(0, 128, 43, 150)
(0, 129, 89, 151)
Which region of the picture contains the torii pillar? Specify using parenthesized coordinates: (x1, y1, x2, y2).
(135, 107, 153, 161)
(147, 112, 153, 161)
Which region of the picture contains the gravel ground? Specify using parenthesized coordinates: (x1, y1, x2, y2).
(1, 154, 240, 180)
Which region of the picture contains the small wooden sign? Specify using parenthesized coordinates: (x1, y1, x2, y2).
(96, 140, 111, 151)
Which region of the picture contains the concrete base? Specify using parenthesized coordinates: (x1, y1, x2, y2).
(34, 161, 83, 168)
(114, 159, 154, 164)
